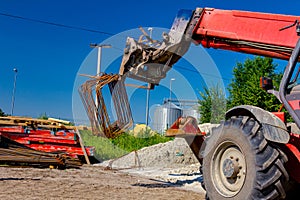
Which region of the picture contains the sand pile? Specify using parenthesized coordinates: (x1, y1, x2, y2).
(128, 124, 156, 137)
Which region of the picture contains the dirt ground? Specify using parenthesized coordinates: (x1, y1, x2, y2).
(0, 165, 205, 200)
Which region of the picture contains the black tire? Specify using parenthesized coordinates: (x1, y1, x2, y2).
(202, 116, 289, 200)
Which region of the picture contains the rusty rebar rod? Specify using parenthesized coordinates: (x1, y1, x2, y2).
(79, 74, 133, 138)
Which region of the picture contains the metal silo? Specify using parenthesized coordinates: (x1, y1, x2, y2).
(182, 105, 200, 123)
(165, 102, 182, 128)
(152, 104, 166, 133)
(152, 102, 182, 134)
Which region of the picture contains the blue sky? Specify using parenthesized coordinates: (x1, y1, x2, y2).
(1, 0, 300, 124)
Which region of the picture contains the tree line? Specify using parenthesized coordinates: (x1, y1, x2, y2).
(198, 56, 283, 124)
(0, 108, 7, 117)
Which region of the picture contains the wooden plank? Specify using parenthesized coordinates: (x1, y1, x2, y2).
(37, 124, 76, 130)
(48, 117, 70, 125)
(0, 120, 27, 126)
(75, 128, 90, 165)
(0, 116, 77, 130)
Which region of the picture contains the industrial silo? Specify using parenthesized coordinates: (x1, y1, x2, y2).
(152, 102, 182, 134)
(152, 104, 166, 133)
(182, 105, 200, 123)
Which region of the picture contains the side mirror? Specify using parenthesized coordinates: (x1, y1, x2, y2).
(260, 77, 273, 91)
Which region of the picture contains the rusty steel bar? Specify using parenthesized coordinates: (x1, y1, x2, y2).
(79, 74, 133, 138)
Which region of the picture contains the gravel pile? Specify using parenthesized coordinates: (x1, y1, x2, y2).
(96, 137, 206, 194)
(98, 138, 199, 169)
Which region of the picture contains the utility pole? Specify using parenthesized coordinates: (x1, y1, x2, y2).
(145, 83, 151, 126)
(167, 78, 175, 129)
(145, 28, 153, 126)
(89, 43, 112, 76)
(90, 43, 112, 109)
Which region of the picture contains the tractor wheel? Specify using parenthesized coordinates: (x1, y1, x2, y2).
(202, 116, 289, 200)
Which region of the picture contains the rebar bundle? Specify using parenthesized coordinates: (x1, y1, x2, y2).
(79, 74, 133, 138)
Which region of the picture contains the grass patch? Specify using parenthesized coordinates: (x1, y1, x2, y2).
(80, 130, 127, 161)
(111, 132, 173, 152)
(80, 129, 173, 161)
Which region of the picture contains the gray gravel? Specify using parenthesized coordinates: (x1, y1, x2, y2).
(98, 138, 199, 169)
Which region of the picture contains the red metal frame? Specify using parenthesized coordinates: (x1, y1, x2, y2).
(27, 144, 95, 158)
(288, 100, 300, 110)
(0, 126, 94, 159)
(193, 8, 300, 60)
(283, 133, 300, 182)
(272, 112, 285, 122)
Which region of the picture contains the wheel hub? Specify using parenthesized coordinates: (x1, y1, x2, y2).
(222, 158, 239, 178)
(211, 143, 247, 197)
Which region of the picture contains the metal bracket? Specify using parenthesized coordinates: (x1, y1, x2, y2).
(279, 20, 300, 36)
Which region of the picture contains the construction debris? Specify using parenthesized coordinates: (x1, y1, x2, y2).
(0, 116, 97, 167)
(79, 73, 133, 138)
(0, 135, 81, 168)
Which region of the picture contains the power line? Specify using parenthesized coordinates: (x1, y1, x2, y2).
(173, 64, 232, 82)
(0, 10, 233, 83)
(0, 11, 115, 36)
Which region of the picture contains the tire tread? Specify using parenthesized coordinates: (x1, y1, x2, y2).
(202, 116, 289, 200)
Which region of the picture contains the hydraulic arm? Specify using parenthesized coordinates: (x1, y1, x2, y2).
(120, 8, 300, 85)
(192, 8, 300, 60)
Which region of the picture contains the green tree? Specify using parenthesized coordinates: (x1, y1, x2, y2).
(227, 56, 282, 111)
(0, 108, 7, 117)
(38, 112, 48, 120)
(198, 84, 227, 123)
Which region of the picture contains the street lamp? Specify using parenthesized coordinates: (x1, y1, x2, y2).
(169, 78, 175, 101)
(89, 43, 112, 76)
(148, 27, 153, 45)
(11, 68, 18, 116)
(148, 27, 153, 38)
(145, 83, 151, 126)
(167, 78, 175, 129)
